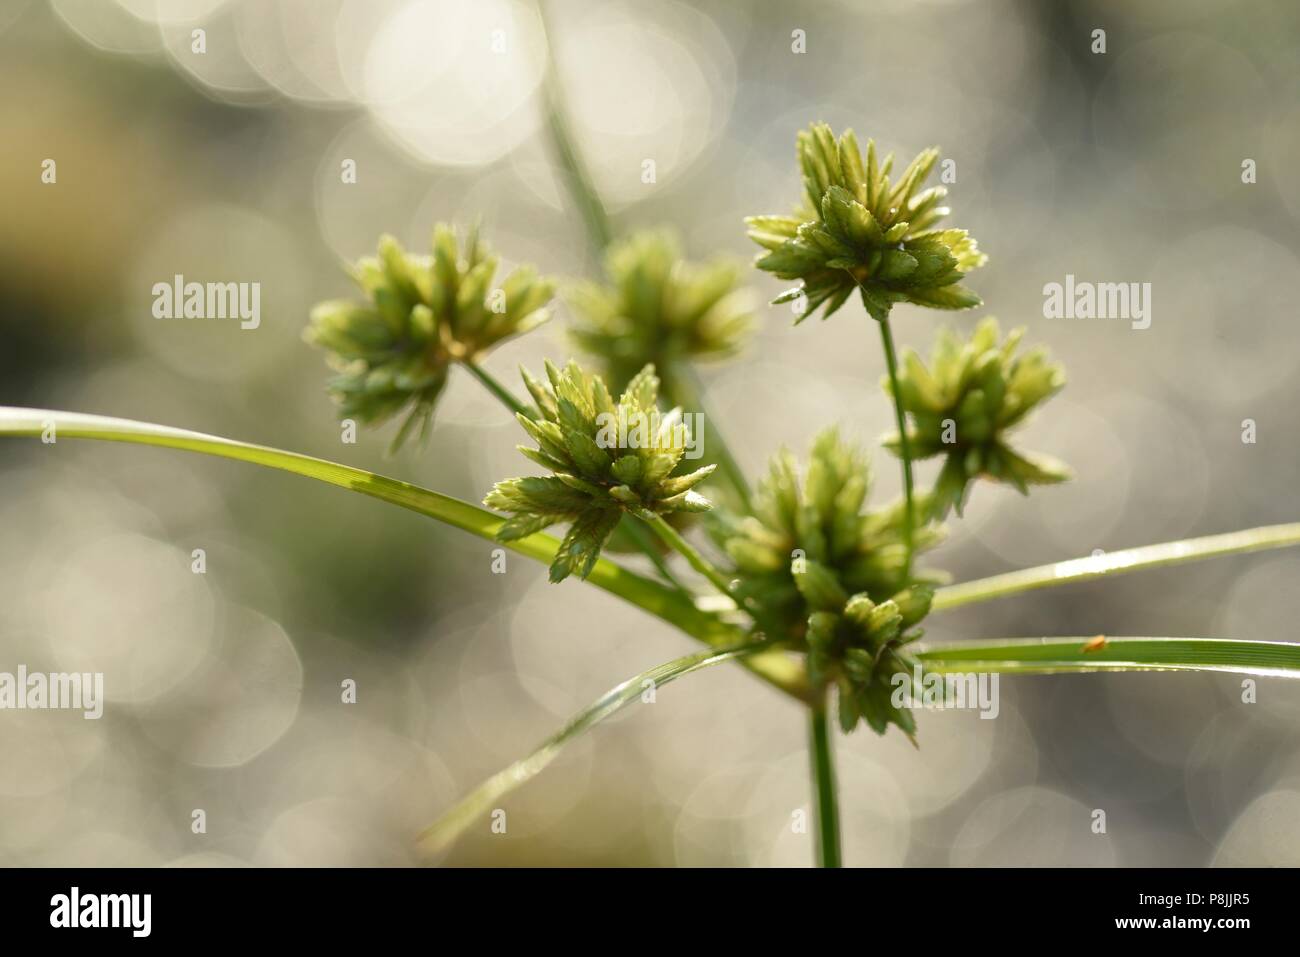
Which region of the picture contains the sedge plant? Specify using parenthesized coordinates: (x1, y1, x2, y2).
(4, 76, 1300, 867)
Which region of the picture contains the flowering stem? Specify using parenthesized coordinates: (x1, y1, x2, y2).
(533, 0, 754, 520)
(877, 315, 916, 576)
(808, 692, 842, 868)
(624, 516, 689, 592)
(661, 361, 752, 512)
(537, 0, 612, 258)
(536, 0, 751, 515)
(537, 0, 751, 519)
(638, 510, 750, 607)
(638, 511, 792, 649)
(461, 360, 529, 418)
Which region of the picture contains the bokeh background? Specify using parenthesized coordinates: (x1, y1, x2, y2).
(2, 0, 1300, 866)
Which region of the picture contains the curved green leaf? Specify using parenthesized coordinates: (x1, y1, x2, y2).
(0, 407, 807, 699)
(418, 642, 764, 858)
(933, 523, 1300, 612)
(917, 636, 1300, 678)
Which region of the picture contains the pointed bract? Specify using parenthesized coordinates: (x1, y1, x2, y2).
(306, 225, 556, 450)
(486, 361, 716, 582)
(568, 231, 756, 393)
(883, 317, 1070, 516)
(807, 586, 933, 737)
(747, 123, 986, 323)
(706, 428, 945, 639)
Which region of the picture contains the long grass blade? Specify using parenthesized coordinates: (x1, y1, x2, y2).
(917, 636, 1300, 678)
(417, 643, 763, 858)
(932, 523, 1300, 612)
(0, 407, 807, 698)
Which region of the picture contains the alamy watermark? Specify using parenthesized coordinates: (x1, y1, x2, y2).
(50, 887, 150, 937)
(891, 667, 999, 720)
(152, 274, 260, 330)
(594, 408, 704, 459)
(0, 666, 104, 719)
(1042, 274, 1151, 330)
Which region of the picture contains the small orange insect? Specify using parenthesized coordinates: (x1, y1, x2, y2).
(1081, 635, 1107, 653)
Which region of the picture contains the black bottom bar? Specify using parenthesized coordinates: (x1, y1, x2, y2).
(0, 867, 1280, 942)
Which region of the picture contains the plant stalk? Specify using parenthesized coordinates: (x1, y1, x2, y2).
(877, 314, 916, 577)
(461, 359, 529, 418)
(536, 0, 753, 515)
(808, 691, 842, 868)
(536, 0, 612, 258)
(624, 515, 688, 591)
(638, 510, 790, 644)
(639, 510, 747, 610)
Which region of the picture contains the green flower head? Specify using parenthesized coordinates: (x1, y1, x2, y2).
(806, 587, 931, 738)
(707, 428, 944, 638)
(306, 224, 555, 449)
(485, 360, 715, 583)
(568, 230, 755, 393)
(886, 317, 1070, 517)
(747, 123, 986, 323)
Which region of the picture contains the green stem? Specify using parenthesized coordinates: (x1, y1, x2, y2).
(460, 360, 529, 418)
(638, 510, 747, 610)
(808, 693, 841, 868)
(536, 0, 757, 516)
(536, 0, 757, 534)
(537, 0, 612, 258)
(661, 361, 752, 512)
(623, 515, 689, 591)
(639, 512, 792, 646)
(877, 314, 916, 577)
(932, 522, 1300, 613)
